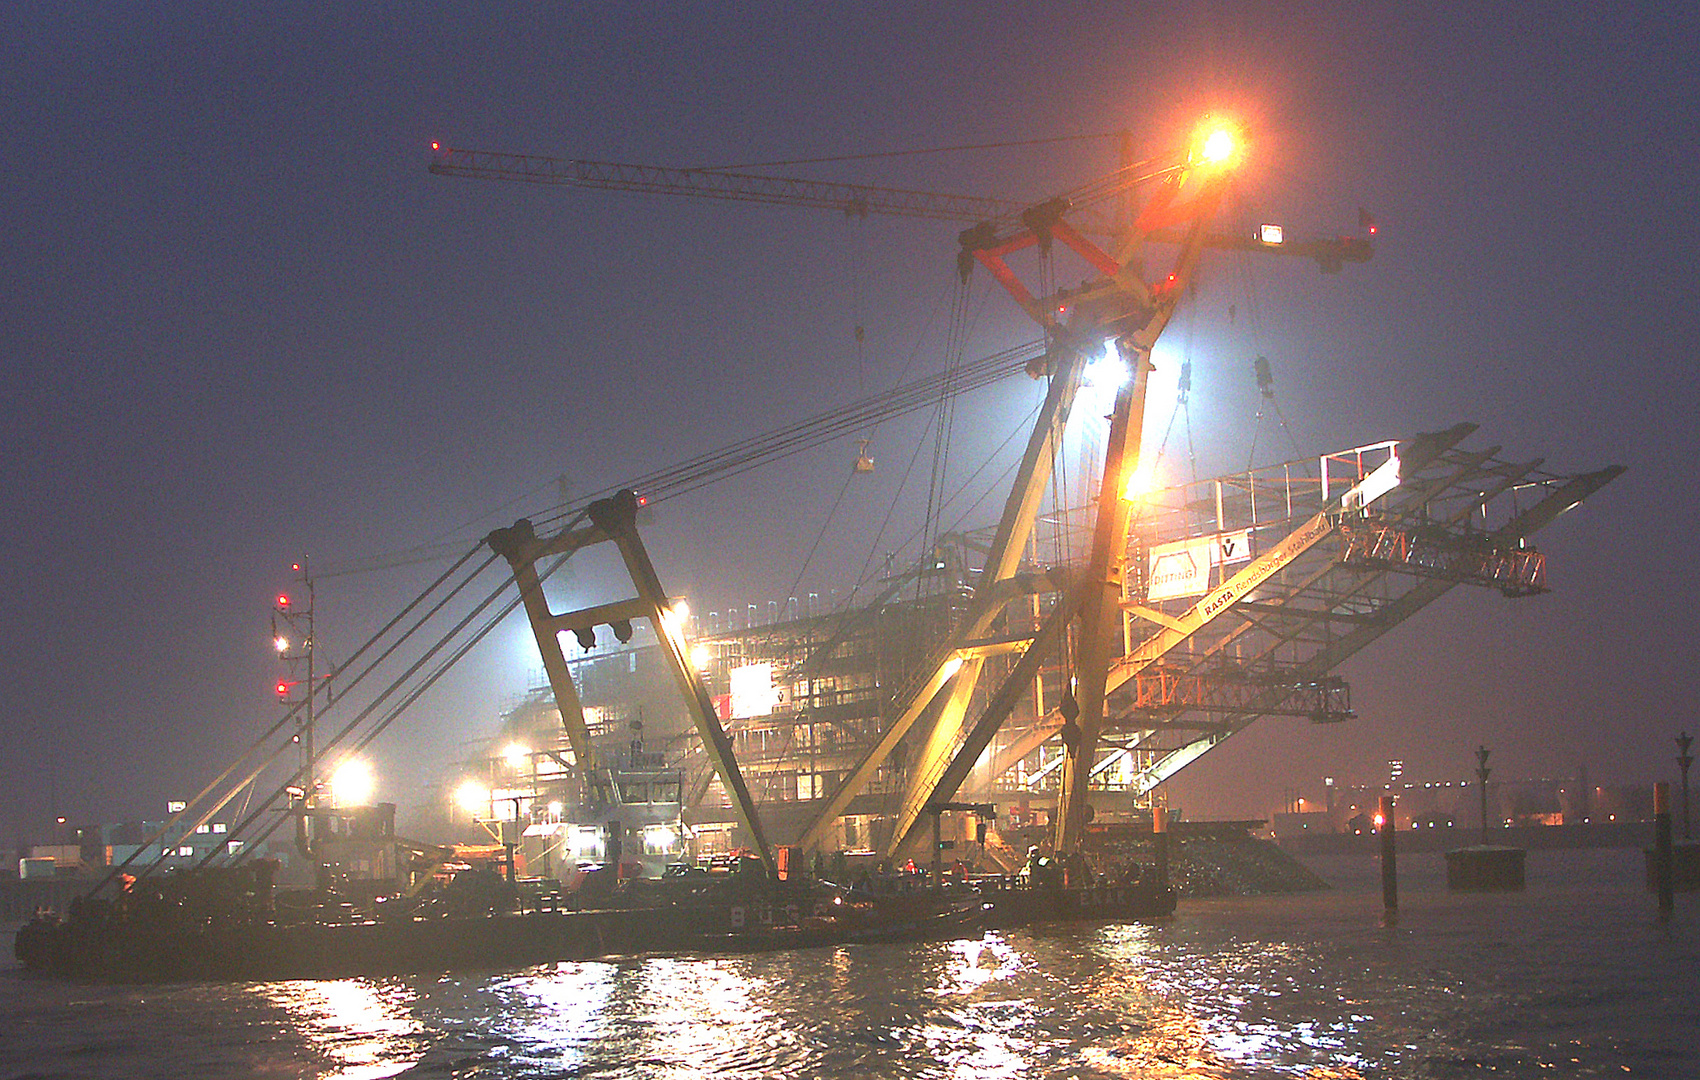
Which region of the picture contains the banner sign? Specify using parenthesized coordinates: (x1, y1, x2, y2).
(1148, 537, 1214, 601)
(1215, 528, 1252, 565)
(1147, 529, 1253, 600)
(729, 662, 777, 718)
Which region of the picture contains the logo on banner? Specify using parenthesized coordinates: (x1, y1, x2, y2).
(1216, 529, 1251, 565)
(1148, 537, 1214, 601)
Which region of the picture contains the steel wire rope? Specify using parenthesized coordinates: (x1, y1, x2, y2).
(781, 462, 857, 617)
(1149, 274, 1202, 489)
(203, 543, 559, 872)
(922, 282, 969, 592)
(332, 282, 977, 566)
(838, 385, 1043, 618)
(519, 279, 973, 531)
(1221, 182, 1306, 472)
(89, 543, 495, 894)
(928, 274, 1002, 595)
(853, 286, 996, 608)
(215, 559, 552, 869)
(515, 342, 1042, 535)
(648, 349, 1028, 505)
(875, 399, 1043, 580)
(842, 398, 943, 609)
(789, 413, 1036, 679)
(123, 547, 505, 887)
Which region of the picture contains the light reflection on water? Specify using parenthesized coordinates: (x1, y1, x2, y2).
(259, 980, 423, 1080)
(4, 849, 1693, 1078)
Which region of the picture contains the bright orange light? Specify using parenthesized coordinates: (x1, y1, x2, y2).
(1372, 812, 1386, 828)
(1191, 119, 1241, 167)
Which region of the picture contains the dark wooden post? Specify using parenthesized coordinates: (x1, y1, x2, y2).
(1152, 806, 1169, 892)
(1476, 746, 1493, 845)
(1677, 733, 1693, 842)
(1379, 794, 1397, 912)
(1655, 781, 1674, 916)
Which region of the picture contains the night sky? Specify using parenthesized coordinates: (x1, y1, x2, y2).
(4, 4, 1696, 841)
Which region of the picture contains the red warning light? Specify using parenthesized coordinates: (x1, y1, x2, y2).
(276, 594, 290, 609)
(291, 562, 301, 572)
(636, 494, 649, 507)
(431, 141, 440, 151)
(275, 680, 291, 698)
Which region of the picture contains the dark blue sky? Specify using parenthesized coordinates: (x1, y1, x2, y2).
(3, 3, 1695, 837)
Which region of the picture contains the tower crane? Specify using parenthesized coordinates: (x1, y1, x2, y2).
(432, 120, 1377, 858)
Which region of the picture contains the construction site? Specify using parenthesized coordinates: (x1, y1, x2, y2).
(452, 429, 1619, 879)
(31, 118, 1622, 934)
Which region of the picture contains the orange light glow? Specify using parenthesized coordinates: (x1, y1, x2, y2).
(1191, 119, 1241, 167)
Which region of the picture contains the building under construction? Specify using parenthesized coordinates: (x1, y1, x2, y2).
(457, 429, 1620, 872)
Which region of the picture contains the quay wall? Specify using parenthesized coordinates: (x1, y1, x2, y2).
(1, 876, 91, 922)
(1278, 820, 1656, 857)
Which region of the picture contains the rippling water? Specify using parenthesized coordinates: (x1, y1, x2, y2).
(4, 849, 1694, 1078)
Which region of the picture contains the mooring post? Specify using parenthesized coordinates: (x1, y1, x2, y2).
(931, 807, 943, 888)
(1655, 781, 1674, 916)
(1152, 806, 1169, 892)
(1677, 732, 1693, 841)
(1379, 794, 1397, 912)
(1476, 746, 1493, 845)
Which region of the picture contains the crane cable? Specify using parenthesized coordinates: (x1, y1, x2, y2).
(212, 551, 559, 870)
(518, 338, 1042, 535)
(162, 545, 507, 882)
(88, 542, 496, 894)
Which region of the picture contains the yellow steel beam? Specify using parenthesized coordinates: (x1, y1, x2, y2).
(590, 493, 777, 877)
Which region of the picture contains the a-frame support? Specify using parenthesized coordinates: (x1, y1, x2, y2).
(487, 490, 776, 876)
(796, 144, 1238, 856)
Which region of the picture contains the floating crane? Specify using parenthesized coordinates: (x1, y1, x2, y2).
(432, 120, 1380, 857)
